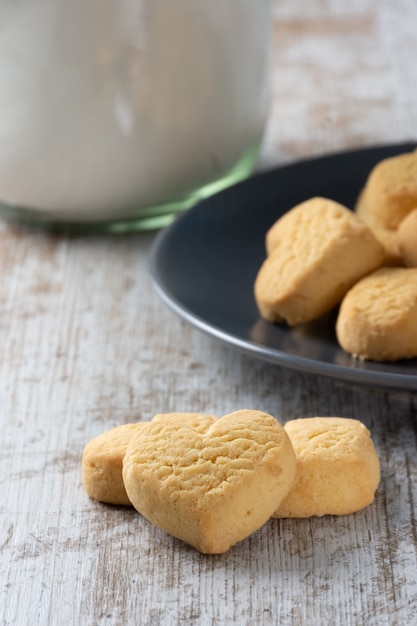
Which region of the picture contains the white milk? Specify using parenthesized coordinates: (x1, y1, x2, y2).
(0, 0, 270, 221)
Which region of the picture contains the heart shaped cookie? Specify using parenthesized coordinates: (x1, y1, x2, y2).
(122, 409, 296, 554)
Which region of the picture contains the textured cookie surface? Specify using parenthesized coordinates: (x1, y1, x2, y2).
(122, 410, 297, 554)
(273, 417, 380, 518)
(336, 267, 417, 361)
(397, 208, 417, 267)
(82, 413, 217, 505)
(355, 190, 402, 265)
(255, 197, 384, 325)
(359, 151, 417, 230)
(152, 412, 218, 433)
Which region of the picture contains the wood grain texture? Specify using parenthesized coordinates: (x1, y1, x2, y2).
(1, 1, 417, 625)
(260, 0, 417, 168)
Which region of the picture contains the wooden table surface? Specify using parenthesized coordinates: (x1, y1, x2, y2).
(2, 2, 417, 625)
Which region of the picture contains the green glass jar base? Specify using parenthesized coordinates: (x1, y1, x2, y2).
(0, 199, 191, 234)
(0, 143, 261, 234)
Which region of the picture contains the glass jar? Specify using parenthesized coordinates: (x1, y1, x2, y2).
(0, 0, 271, 231)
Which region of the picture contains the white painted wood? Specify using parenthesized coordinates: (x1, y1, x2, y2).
(1, 2, 417, 624)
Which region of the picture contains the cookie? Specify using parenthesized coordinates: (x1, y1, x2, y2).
(273, 417, 380, 518)
(336, 267, 417, 361)
(152, 412, 218, 433)
(82, 423, 145, 505)
(355, 190, 402, 265)
(255, 197, 384, 325)
(82, 413, 217, 505)
(397, 208, 417, 267)
(359, 150, 417, 231)
(122, 410, 297, 554)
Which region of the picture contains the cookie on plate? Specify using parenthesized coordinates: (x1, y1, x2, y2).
(355, 191, 402, 265)
(355, 150, 417, 263)
(122, 410, 297, 554)
(358, 150, 417, 230)
(273, 417, 380, 518)
(255, 197, 384, 325)
(397, 208, 417, 267)
(336, 267, 417, 361)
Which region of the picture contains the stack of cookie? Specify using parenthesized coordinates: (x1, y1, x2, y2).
(82, 411, 380, 554)
(254, 149, 417, 362)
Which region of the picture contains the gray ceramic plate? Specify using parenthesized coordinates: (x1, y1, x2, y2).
(149, 143, 417, 392)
